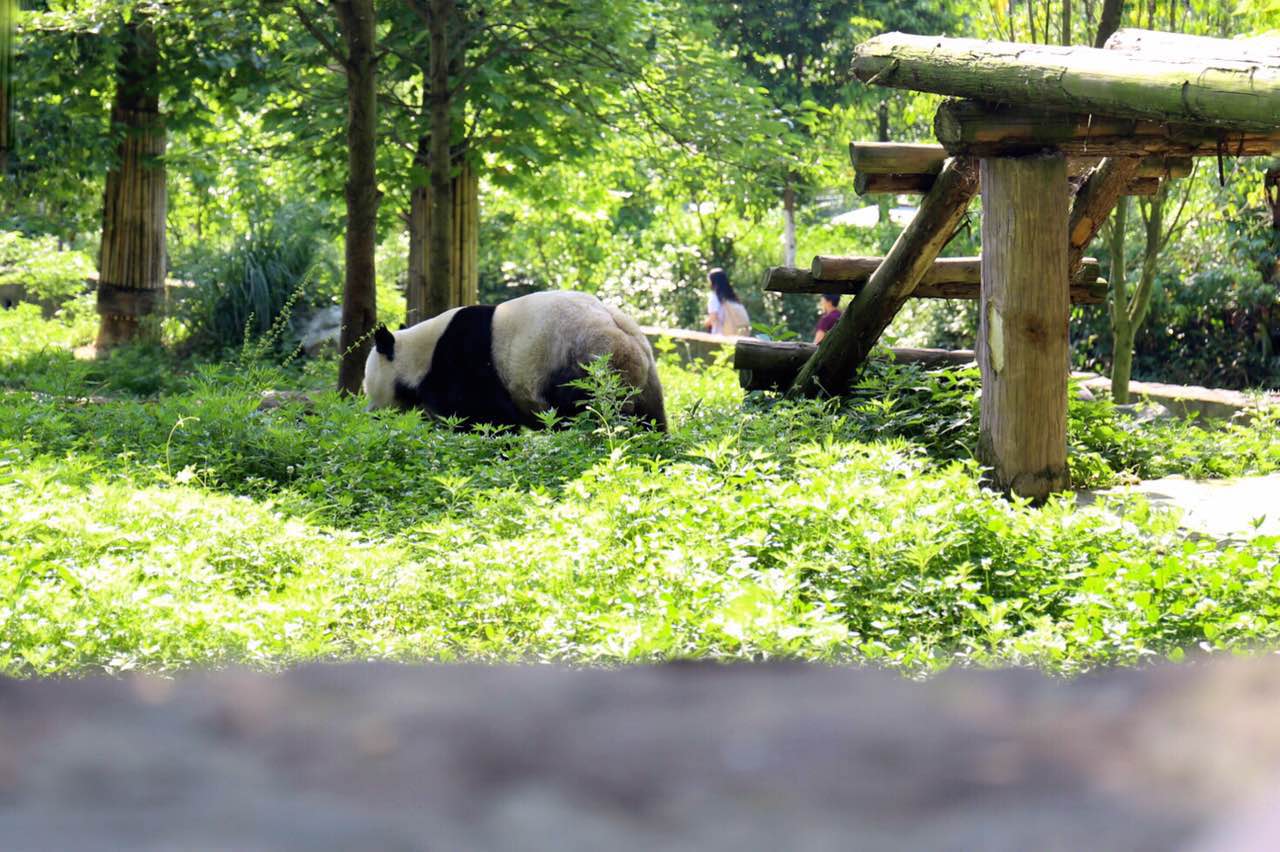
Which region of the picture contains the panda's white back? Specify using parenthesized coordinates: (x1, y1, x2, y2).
(492, 291, 655, 413)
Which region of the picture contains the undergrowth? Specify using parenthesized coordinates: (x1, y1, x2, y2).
(2, 304, 1279, 676)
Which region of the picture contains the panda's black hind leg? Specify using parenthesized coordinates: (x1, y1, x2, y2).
(541, 364, 592, 425)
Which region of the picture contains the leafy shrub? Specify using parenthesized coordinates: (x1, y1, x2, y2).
(3, 307, 1280, 676)
(0, 230, 95, 307)
(174, 204, 339, 355)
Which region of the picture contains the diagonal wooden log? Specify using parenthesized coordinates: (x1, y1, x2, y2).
(790, 156, 979, 397)
(853, 32, 1280, 133)
(1067, 156, 1143, 274)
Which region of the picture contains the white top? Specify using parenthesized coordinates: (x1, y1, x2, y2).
(708, 293, 750, 337)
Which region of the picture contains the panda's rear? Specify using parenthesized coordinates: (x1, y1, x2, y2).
(362, 292, 666, 431)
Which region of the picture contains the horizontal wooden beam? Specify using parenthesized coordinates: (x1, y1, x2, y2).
(811, 255, 1101, 285)
(735, 339, 975, 392)
(850, 141, 1191, 178)
(854, 32, 1280, 133)
(766, 257, 1105, 303)
(855, 171, 1171, 196)
(848, 142, 949, 174)
(933, 100, 1280, 158)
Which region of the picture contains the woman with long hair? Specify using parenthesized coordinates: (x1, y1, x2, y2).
(703, 267, 751, 337)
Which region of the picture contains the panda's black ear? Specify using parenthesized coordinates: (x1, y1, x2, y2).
(373, 325, 396, 360)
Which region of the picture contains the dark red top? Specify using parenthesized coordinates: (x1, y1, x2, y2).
(816, 309, 842, 334)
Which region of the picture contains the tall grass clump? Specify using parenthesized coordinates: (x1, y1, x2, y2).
(175, 204, 338, 355)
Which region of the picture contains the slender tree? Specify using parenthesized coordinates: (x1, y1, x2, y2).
(1106, 175, 1195, 402)
(0, 0, 13, 179)
(1092, 0, 1124, 46)
(295, 0, 380, 394)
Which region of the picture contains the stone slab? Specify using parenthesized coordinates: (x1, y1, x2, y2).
(1090, 473, 1280, 540)
(1074, 372, 1276, 421)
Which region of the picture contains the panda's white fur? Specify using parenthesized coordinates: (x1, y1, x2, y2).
(362, 291, 666, 430)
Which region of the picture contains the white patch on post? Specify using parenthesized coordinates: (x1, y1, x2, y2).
(986, 302, 1004, 375)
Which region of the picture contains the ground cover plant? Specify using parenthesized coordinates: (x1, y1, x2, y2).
(2, 304, 1280, 677)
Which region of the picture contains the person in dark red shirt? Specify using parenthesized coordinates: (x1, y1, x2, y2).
(814, 294, 841, 343)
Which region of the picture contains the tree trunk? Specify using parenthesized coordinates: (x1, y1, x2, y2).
(453, 159, 478, 305)
(854, 32, 1280, 133)
(876, 101, 890, 224)
(1062, 0, 1071, 45)
(406, 134, 429, 325)
(781, 179, 797, 267)
(1107, 198, 1133, 402)
(1111, 181, 1167, 402)
(1111, 327, 1136, 403)
(96, 17, 166, 350)
(1093, 0, 1125, 47)
(334, 0, 379, 395)
(977, 154, 1070, 502)
(0, 0, 12, 181)
(425, 0, 455, 320)
(406, 154, 478, 325)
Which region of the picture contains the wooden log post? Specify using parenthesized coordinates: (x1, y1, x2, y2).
(978, 154, 1071, 502)
(790, 156, 979, 397)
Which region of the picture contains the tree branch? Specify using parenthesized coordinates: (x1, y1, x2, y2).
(293, 2, 348, 70)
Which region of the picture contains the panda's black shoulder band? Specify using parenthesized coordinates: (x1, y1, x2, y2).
(374, 325, 396, 360)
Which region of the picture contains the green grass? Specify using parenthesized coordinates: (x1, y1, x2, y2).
(2, 303, 1279, 676)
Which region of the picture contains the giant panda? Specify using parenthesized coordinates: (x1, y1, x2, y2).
(362, 290, 667, 431)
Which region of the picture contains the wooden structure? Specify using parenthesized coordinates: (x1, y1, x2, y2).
(743, 29, 1280, 501)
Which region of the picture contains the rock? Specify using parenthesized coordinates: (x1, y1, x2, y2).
(1074, 384, 1095, 402)
(6, 660, 1280, 850)
(297, 305, 344, 358)
(1113, 400, 1175, 424)
(256, 390, 316, 412)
